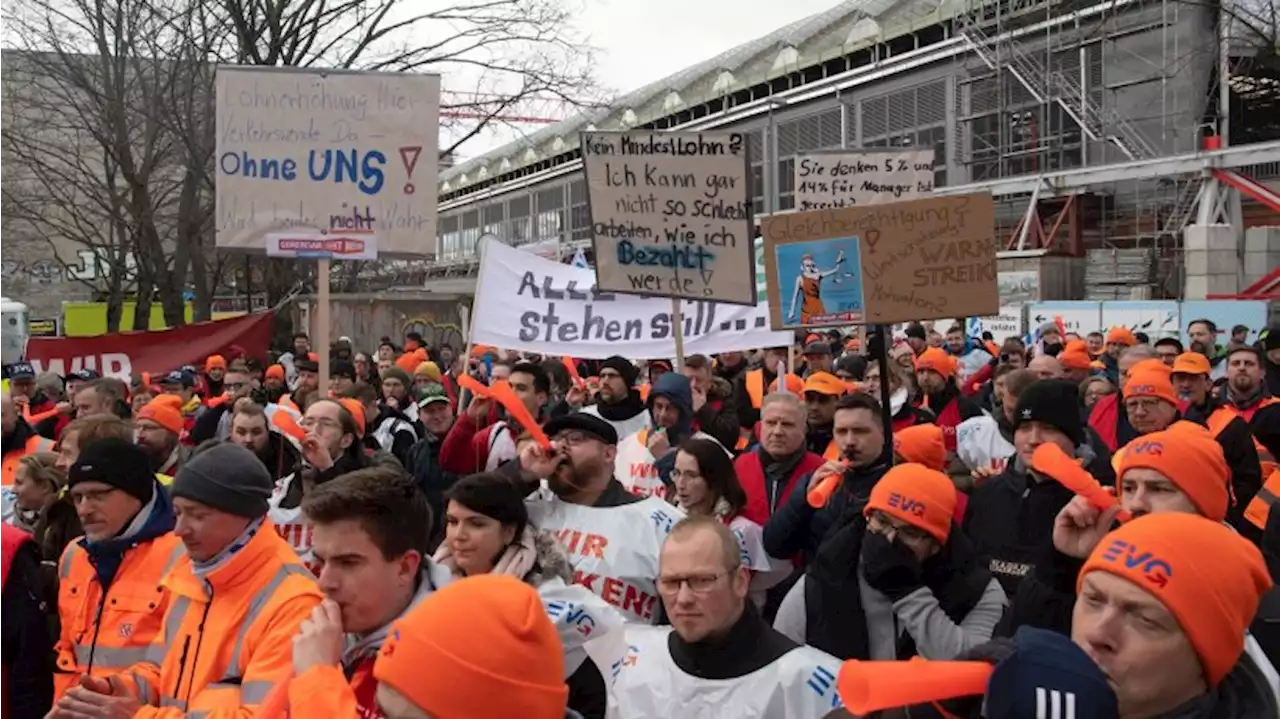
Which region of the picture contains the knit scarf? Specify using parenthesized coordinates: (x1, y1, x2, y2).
(432, 525, 539, 579)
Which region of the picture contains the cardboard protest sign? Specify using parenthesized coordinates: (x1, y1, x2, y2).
(794, 149, 935, 211)
(470, 239, 792, 359)
(762, 192, 998, 328)
(215, 66, 440, 258)
(580, 131, 756, 306)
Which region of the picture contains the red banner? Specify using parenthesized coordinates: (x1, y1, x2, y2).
(26, 311, 276, 379)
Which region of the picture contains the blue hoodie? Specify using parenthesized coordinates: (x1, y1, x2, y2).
(81, 479, 176, 588)
(647, 372, 696, 486)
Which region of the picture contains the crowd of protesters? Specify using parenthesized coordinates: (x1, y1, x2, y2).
(0, 317, 1278, 718)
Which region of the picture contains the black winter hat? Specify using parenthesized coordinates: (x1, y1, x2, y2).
(68, 437, 155, 503)
(600, 356, 638, 387)
(1013, 379, 1086, 447)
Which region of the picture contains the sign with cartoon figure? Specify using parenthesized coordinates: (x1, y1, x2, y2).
(775, 240, 865, 325)
(580, 131, 756, 306)
(762, 193, 998, 328)
(215, 66, 441, 258)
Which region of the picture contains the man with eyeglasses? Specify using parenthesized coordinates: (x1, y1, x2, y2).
(512, 411, 683, 624)
(608, 515, 843, 716)
(269, 398, 371, 575)
(189, 362, 256, 444)
(580, 356, 650, 441)
(52, 437, 181, 701)
(775, 460, 1006, 663)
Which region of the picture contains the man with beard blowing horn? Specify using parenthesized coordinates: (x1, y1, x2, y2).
(504, 411, 684, 624)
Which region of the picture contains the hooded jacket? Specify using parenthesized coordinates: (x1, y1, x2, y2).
(53, 482, 182, 699)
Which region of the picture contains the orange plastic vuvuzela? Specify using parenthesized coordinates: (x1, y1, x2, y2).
(456, 374, 493, 400)
(489, 380, 552, 450)
(562, 356, 585, 389)
(837, 659, 993, 714)
(806, 460, 850, 508)
(1031, 443, 1132, 522)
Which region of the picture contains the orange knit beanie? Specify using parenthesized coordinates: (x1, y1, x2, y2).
(1123, 360, 1178, 407)
(374, 574, 568, 718)
(864, 463, 956, 543)
(1077, 513, 1272, 686)
(1118, 421, 1231, 521)
(915, 348, 957, 380)
(894, 424, 947, 472)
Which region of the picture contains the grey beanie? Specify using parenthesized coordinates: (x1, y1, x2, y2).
(172, 443, 273, 518)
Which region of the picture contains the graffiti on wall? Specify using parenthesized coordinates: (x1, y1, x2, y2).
(0, 249, 140, 287)
(2, 259, 66, 287)
(322, 298, 471, 352)
(403, 316, 465, 353)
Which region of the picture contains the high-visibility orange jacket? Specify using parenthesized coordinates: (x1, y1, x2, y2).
(118, 519, 322, 717)
(53, 492, 182, 700)
(1, 431, 56, 486)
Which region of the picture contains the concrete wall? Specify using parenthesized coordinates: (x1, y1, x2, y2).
(292, 293, 471, 354)
(1183, 224, 1239, 298)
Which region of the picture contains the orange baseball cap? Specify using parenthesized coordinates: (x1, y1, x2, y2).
(803, 372, 845, 396)
(266, 364, 286, 381)
(864, 463, 956, 544)
(1078, 513, 1272, 686)
(1106, 327, 1137, 346)
(136, 398, 184, 435)
(914, 347, 957, 379)
(770, 374, 805, 393)
(1118, 422, 1231, 521)
(375, 575, 568, 717)
(1123, 360, 1178, 406)
(1171, 352, 1211, 376)
(894, 424, 947, 472)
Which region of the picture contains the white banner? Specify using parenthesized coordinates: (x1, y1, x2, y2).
(471, 240, 794, 359)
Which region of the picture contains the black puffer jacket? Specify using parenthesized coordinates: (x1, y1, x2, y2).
(962, 456, 1077, 599)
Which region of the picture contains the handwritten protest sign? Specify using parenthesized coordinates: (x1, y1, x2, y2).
(580, 131, 756, 306)
(470, 239, 792, 358)
(794, 149, 935, 211)
(215, 66, 440, 258)
(762, 192, 998, 328)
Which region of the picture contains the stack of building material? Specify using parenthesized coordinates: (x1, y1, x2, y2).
(1084, 248, 1157, 300)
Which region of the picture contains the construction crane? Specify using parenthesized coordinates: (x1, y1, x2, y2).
(440, 91, 573, 125)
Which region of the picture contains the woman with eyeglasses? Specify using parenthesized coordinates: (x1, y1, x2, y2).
(774, 464, 1007, 662)
(670, 438, 790, 608)
(435, 472, 625, 719)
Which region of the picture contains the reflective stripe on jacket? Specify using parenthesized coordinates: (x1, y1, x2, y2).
(119, 520, 322, 718)
(53, 533, 184, 700)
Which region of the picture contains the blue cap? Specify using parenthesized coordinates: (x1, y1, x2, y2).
(985, 627, 1118, 719)
(68, 368, 100, 381)
(162, 369, 196, 387)
(5, 362, 36, 380)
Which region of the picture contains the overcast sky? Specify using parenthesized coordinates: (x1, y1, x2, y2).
(450, 0, 842, 162)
